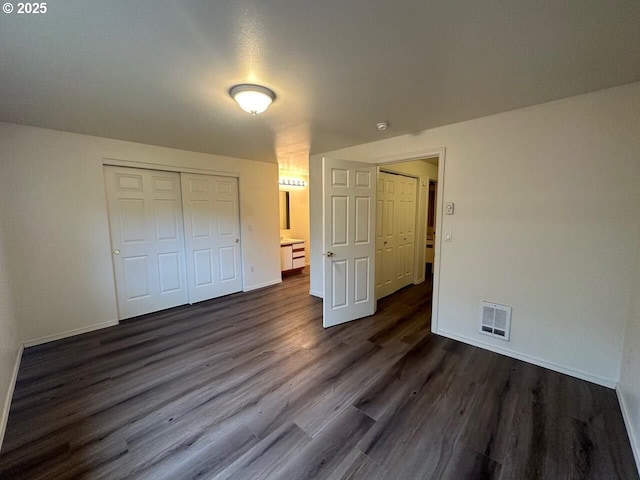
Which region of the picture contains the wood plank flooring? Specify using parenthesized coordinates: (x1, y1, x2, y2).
(0, 272, 637, 479)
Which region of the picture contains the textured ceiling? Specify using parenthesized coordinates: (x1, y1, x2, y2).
(1, 1, 639, 173)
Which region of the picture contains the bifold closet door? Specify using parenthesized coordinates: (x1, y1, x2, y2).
(395, 175, 417, 290)
(104, 166, 188, 319)
(375, 171, 417, 300)
(376, 172, 397, 299)
(181, 173, 242, 303)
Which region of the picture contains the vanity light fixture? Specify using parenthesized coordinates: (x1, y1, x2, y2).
(229, 84, 276, 115)
(279, 178, 306, 187)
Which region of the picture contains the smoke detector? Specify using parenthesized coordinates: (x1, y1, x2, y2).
(377, 121, 390, 131)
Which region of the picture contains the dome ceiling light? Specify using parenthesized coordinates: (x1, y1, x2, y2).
(229, 84, 276, 115)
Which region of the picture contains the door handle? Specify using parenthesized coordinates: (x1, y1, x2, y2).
(235, 239, 239, 243)
(113, 249, 120, 255)
(384, 241, 388, 245)
(325, 251, 334, 257)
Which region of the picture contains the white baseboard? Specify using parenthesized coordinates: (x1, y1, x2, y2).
(243, 278, 282, 292)
(436, 328, 616, 388)
(0, 344, 23, 451)
(309, 289, 323, 298)
(23, 320, 119, 348)
(616, 384, 640, 476)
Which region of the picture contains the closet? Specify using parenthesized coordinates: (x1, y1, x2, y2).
(104, 166, 242, 319)
(375, 171, 417, 299)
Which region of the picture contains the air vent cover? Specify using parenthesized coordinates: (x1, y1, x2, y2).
(480, 301, 512, 340)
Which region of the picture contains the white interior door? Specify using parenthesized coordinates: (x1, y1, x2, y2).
(104, 166, 188, 319)
(396, 175, 417, 290)
(376, 171, 417, 299)
(376, 172, 398, 299)
(181, 173, 242, 303)
(323, 157, 377, 328)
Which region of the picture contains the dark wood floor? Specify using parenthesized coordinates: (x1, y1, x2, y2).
(0, 272, 637, 480)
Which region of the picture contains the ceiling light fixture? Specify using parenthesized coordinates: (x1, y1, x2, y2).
(229, 84, 276, 115)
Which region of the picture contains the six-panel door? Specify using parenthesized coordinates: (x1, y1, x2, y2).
(104, 166, 189, 319)
(375, 171, 417, 300)
(181, 173, 242, 303)
(105, 166, 243, 319)
(323, 157, 377, 328)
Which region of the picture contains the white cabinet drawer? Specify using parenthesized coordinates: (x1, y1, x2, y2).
(292, 242, 305, 250)
(292, 257, 305, 269)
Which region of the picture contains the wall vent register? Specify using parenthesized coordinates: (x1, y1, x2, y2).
(480, 301, 512, 340)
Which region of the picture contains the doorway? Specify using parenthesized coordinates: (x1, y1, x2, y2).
(314, 148, 444, 331)
(426, 178, 438, 276)
(375, 157, 439, 319)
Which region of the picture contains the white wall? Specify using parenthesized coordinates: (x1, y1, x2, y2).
(310, 82, 640, 387)
(0, 215, 21, 450)
(619, 225, 640, 471)
(0, 123, 281, 344)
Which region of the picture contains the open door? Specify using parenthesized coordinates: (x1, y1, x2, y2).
(323, 157, 377, 327)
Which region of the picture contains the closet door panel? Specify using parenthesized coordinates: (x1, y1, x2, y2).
(105, 166, 188, 319)
(182, 173, 242, 303)
(375, 172, 418, 299)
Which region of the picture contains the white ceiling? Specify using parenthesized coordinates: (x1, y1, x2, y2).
(1, 1, 639, 174)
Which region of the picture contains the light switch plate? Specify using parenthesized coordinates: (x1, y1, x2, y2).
(446, 202, 455, 215)
(445, 231, 453, 242)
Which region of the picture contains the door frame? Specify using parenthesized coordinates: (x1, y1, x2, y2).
(102, 157, 240, 178)
(373, 148, 446, 334)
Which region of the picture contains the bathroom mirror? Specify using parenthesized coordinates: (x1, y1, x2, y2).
(279, 191, 290, 230)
